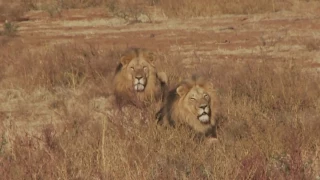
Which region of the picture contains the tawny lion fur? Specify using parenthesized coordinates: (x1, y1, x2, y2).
(156, 75, 219, 138)
(113, 48, 168, 107)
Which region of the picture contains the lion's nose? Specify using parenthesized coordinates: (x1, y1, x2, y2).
(135, 75, 143, 80)
(199, 104, 207, 109)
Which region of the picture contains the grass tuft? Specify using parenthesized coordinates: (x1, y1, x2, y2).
(1, 21, 19, 37)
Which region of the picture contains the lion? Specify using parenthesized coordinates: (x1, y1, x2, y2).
(156, 75, 219, 139)
(113, 48, 168, 107)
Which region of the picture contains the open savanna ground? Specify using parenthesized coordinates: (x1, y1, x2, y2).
(1, 0, 320, 179)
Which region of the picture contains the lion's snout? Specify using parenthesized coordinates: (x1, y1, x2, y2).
(135, 75, 143, 80)
(134, 76, 147, 92)
(197, 104, 210, 123)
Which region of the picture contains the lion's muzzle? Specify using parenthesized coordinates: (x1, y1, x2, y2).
(197, 104, 210, 123)
(134, 76, 146, 92)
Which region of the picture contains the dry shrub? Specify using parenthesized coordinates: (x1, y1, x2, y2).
(0, 0, 309, 23)
(60, 0, 109, 9)
(306, 40, 320, 51)
(1, 43, 320, 179)
(1, 109, 102, 179)
(212, 60, 319, 179)
(1, 21, 19, 37)
(156, 53, 187, 89)
(0, 1, 28, 22)
(156, 0, 289, 17)
(219, 61, 319, 113)
(0, 43, 120, 91)
(19, 0, 110, 10)
(3, 0, 294, 21)
(155, 0, 220, 17)
(216, 0, 279, 14)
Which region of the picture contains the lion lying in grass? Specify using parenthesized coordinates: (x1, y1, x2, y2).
(156, 75, 219, 139)
(113, 48, 168, 107)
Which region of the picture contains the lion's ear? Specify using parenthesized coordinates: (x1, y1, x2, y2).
(204, 82, 215, 92)
(157, 72, 168, 85)
(176, 85, 187, 97)
(120, 54, 134, 65)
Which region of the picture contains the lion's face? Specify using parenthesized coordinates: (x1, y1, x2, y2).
(177, 84, 213, 124)
(119, 49, 157, 93)
(126, 58, 153, 92)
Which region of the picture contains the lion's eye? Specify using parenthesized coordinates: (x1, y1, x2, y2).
(130, 67, 134, 70)
(204, 94, 209, 99)
(190, 97, 196, 101)
(143, 66, 147, 71)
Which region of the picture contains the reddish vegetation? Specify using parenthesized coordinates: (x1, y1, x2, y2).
(0, 1, 320, 179)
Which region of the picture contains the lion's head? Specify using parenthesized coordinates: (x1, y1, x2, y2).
(157, 75, 218, 137)
(113, 48, 168, 107)
(120, 48, 157, 92)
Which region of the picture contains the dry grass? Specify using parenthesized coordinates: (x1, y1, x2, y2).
(1, 0, 320, 179)
(0, 1, 28, 22)
(0, 21, 19, 37)
(25, 0, 290, 16)
(0, 41, 319, 179)
(1, 0, 315, 22)
(155, 0, 288, 17)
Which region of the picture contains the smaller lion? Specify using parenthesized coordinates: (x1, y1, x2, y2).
(156, 75, 219, 139)
(113, 48, 168, 107)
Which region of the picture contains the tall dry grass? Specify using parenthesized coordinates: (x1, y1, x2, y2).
(0, 42, 319, 179)
(0, 0, 310, 22)
(155, 0, 288, 17)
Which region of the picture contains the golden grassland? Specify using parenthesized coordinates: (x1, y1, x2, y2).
(1, 0, 319, 22)
(0, 42, 319, 179)
(1, 0, 320, 179)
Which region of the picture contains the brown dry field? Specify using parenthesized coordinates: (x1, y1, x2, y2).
(1, 1, 320, 179)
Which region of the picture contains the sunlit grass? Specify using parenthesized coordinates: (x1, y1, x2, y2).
(0, 42, 319, 179)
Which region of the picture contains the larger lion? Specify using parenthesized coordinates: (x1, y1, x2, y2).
(156, 75, 219, 139)
(113, 48, 168, 107)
